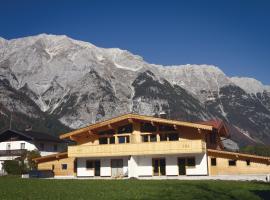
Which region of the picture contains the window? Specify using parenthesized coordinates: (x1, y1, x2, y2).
(211, 158, 217, 166)
(140, 123, 157, 132)
(246, 160, 250, 166)
(6, 143, 11, 150)
(118, 136, 130, 144)
(61, 164, 67, 170)
(118, 124, 133, 134)
(186, 157, 196, 167)
(109, 137, 115, 144)
(160, 134, 167, 141)
(142, 135, 149, 142)
(53, 144, 57, 151)
(228, 160, 236, 166)
(150, 134, 157, 142)
(40, 143, 44, 151)
(52, 164, 55, 170)
(168, 133, 179, 141)
(20, 143, 25, 150)
(99, 137, 108, 144)
(86, 160, 94, 169)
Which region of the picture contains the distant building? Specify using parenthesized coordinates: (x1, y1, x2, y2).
(0, 129, 67, 173)
(34, 114, 270, 178)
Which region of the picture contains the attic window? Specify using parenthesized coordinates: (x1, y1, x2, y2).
(210, 132, 217, 144)
(118, 124, 133, 134)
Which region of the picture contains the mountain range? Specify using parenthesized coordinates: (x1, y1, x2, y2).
(0, 34, 270, 147)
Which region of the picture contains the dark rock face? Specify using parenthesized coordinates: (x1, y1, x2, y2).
(206, 85, 270, 145)
(132, 71, 211, 121)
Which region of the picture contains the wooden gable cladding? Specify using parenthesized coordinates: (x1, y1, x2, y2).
(60, 113, 213, 140)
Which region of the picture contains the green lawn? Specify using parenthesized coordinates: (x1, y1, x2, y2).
(0, 176, 269, 200)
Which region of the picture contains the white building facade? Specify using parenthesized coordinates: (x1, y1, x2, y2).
(0, 129, 67, 173)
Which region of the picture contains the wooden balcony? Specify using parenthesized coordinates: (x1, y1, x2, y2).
(0, 149, 27, 156)
(68, 140, 206, 157)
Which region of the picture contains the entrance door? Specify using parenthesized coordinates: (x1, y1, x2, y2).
(178, 158, 186, 175)
(152, 158, 166, 176)
(94, 160, 101, 176)
(111, 159, 123, 177)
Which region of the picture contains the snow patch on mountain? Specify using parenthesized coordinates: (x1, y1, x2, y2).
(231, 77, 270, 94)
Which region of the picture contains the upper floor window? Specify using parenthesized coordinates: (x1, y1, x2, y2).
(99, 137, 115, 144)
(20, 143, 25, 150)
(142, 134, 157, 142)
(99, 137, 108, 145)
(40, 143, 45, 151)
(168, 133, 179, 141)
(140, 123, 157, 132)
(53, 144, 58, 151)
(118, 124, 133, 134)
(118, 136, 130, 144)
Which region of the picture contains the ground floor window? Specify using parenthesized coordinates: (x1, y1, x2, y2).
(61, 164, 67, 170)
(246, 160, 250, 166)
(211, 158, 217, 166)
(228, 159, 236, 166)
(152, 158, 166, 176)
(111, 159, 124, 177)
(178, 157, 196, 175)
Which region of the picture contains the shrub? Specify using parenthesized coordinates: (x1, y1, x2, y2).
(2, 160, 26, 175)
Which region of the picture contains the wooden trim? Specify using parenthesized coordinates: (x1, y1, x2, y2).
(33, 152, 68, 163)
(60, 113, 213, 140)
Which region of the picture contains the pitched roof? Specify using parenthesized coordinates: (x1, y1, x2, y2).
(197, 120, 229, 137)
(60, 113, 213, 139)
(33, 152, 68, 163)
(207, 149, 270, 164)
(0, 129, 64, 143)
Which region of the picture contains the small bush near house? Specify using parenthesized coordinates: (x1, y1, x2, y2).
(2, 160, 26, 175)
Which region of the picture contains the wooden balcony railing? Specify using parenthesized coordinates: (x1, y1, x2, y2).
(0, 149, 27, 156)
(68, 140, 206, 157)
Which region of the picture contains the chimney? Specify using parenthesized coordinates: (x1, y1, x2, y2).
(25, 125, 32, 131)
(159, 111, 167, 119)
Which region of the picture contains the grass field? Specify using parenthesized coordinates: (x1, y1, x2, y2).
(0, 176, 269, 200)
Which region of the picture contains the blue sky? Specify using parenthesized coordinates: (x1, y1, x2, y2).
(0, 0, 269, 84)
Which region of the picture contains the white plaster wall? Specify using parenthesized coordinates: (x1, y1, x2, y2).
(135, 153, 208, 177)
(0, 141, 36, 151)
(0, 141, 65, 157)
(165, 155, 178, 176)
(137, 156, 153, 176)
(128, 156, 139, 178)
(186, 153, 208, 175)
